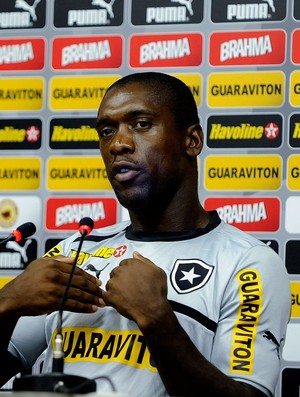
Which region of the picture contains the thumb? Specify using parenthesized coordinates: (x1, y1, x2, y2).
(133, 251, 152, 264)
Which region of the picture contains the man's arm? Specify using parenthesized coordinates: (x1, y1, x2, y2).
(0, 255, 102, 387)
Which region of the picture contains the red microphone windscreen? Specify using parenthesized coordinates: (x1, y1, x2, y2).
(12, 222, 36, 242)
(78, 217, 94, 236)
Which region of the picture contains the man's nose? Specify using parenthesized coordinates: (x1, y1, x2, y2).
(109, 126, 135, 154)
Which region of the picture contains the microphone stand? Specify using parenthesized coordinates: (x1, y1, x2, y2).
(13, 219, 96, 394)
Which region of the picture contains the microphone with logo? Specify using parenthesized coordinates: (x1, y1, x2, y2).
(0, 222, 36, 247)
(13, 217, 97, 394)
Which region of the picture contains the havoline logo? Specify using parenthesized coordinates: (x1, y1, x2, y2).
(0, 118, 42, 150)
(131, 0, 203, 25)
(0, 0, 46, 29)
(53, 0, 124, 27)
(49, 117, 98, 150)
(211, 0, 286, 22)
(289, 114, 300, 148)
(207, 114, 282, 148)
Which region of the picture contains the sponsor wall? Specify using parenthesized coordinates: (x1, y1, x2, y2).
(0, 0, 299, 395)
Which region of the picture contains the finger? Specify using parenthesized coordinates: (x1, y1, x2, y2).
(132, 251, 152, 265)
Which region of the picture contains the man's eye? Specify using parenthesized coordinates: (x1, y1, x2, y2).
(99, 128, 114, 137)
(136, 120, 152, 128)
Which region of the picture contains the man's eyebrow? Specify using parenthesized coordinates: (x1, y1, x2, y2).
(95, 109, 156, 129)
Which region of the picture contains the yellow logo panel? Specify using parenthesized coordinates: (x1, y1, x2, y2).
(0, 77, 44, 111)
(290, 71, 300, 107)
(0, 157, 41, 190)
(49, 75, 121, 110)
(47, 156, 112, 191)
(287, 155, 300, 190)
(291, 282, 300, 318)
(204, 155, 282, 191)
(208, 71, 284, 108)
(0, 277, 14, 289)
(172, 73, 202, 106)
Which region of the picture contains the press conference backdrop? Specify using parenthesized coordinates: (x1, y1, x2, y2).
(0, 0, 299, 395)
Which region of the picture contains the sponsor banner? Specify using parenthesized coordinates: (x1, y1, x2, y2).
(0, 118, 42, 150)
(49, 117, 98, 150)
(51, 35, 123, 70)
(131, 0, 204, 25)
(285, 240, 300, 274)
(260, 239, 278, 253)
(283, 325, 300, 361)
(207, 71, 285, 108)
(129, 33, 203, 68)
(0, 38, 45, 71)
(281, 368, 300, 397)
(49, 75, 120, 111)
(204, 197, 280, 232)
(0, 77, 44, 111)
(287, 155, 300, 190)
(0, 238, 37, 269)
(289, 114, 300, 148)
(204, 155, 282, 191)
(0, 195, 42, 231)
(44, 238, 66, 255)
(290, 71, 300, 106)
(0, 0, 46, 29)
(294, 1, 300, 20)
(0, 277, 14, 289)
(285, 196, 300, 233)
(206, 114, 282, 148)
(47, 156, 112, 191)
(172, 73, 202, 106)
(291, 30, 300, 64)
(0, 157, 41, 190)
(291, 282, 300, 318)
(211, 0, 287, 23)
(209, 30, 286, 66)
(53, 0, 124, 28)
(46, 197, 117, 231)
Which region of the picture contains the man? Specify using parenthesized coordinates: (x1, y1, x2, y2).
(0, 72, 291, 397)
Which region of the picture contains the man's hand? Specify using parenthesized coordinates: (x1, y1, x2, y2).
(0, 256, 102, 317)
(101, 251, 172, 328)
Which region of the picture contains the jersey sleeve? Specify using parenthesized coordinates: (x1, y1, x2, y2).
(210, 244, 291, 397)
(8, 315, 48, 369)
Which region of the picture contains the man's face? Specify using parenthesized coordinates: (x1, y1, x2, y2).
(96, 83, 186, 210)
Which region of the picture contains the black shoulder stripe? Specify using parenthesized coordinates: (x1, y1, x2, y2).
(169, 300, 217, 333)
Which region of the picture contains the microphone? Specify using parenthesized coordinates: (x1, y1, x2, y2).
(13, 217, 97, 394)
(0, 222, 36, 246)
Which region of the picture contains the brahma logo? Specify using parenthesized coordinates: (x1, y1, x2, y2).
(129, 33, 202, 67)
(46, 197, 117, 231)
(131, 0, 203, 25)
(0, 0, 46, 29)
(210, 30, 285, 66)
(0, 38, 45, 71)
(211, 0, 286, 22)
(53, 0, 124, 28)
(204, 197, 280, 232)
(52, 35, 123, 70)
(207, 114, 282, 148)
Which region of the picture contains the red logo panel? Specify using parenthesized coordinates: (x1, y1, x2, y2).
(204, 197, 280, 232)
(209, 30, 286, 66)
(52, 35, 123, 70)
(46, 197, 118, 231)
(292, 30, 300, 64)
(129, 33, 203, 67)
(0, 38, 45, 71)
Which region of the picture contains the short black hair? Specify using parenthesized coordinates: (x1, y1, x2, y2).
(104, 72, 200, 130)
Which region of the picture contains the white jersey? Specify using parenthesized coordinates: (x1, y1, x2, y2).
(9, 212, 291, 397)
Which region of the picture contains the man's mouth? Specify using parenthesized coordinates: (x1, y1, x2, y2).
(111, 161, 140, 183)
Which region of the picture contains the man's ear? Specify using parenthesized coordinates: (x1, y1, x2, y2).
(185, 124, 204, 157)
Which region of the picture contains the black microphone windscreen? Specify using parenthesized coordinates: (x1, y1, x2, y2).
(16, 222, 37, 239)
(78, 217, 94, 230)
